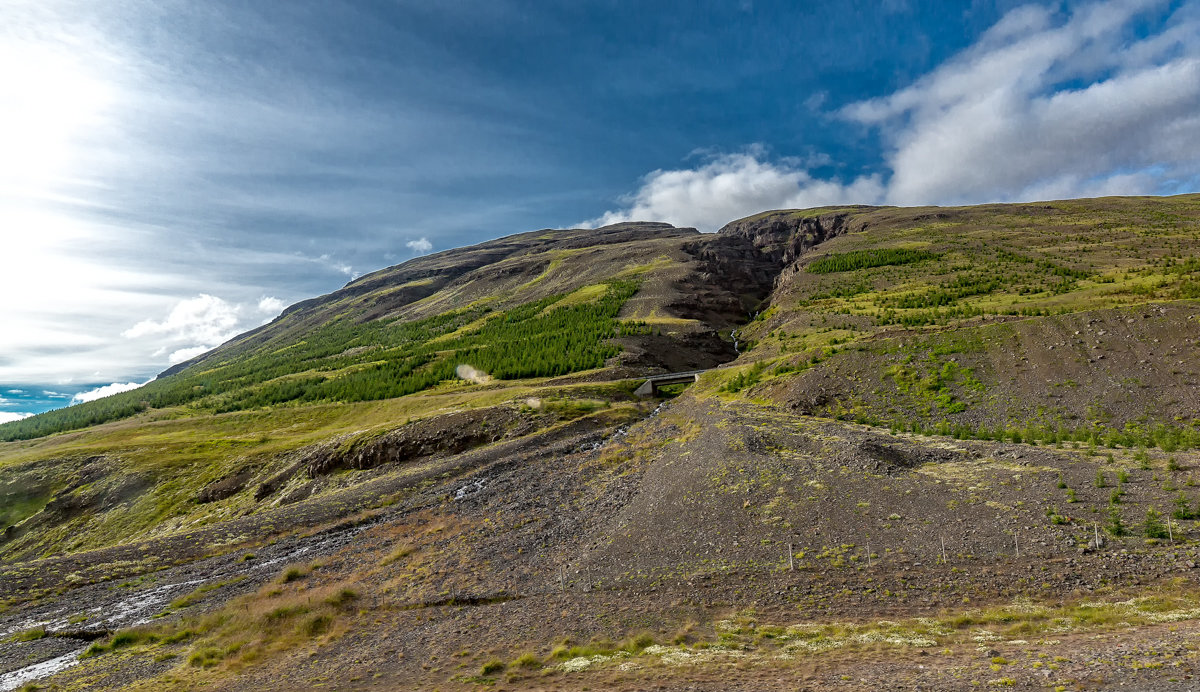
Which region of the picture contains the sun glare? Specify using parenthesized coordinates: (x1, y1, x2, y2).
(0, 39, 115, 195)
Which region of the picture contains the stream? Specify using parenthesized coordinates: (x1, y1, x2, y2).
(0, 523, 363, 690)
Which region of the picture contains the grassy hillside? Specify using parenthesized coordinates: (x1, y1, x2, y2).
(0, 281, 643, 443)
(715, 194, 1200, 444)
(4, 196, 1200, 691)
(0, 222, 749, 561)
(0, 223, 728, 443)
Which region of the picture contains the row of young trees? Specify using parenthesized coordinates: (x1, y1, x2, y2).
(881, 273, 1003, 310)
(0, 306, 484, 440)
(806, 248, 938, 274)
(1, 282, 645, 440)
(872, 417, 1200, 452)
(214, 281, 642, 410)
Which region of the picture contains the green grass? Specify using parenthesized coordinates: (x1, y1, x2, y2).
(7, 626, 46, 643)
(276, 565, 309, 584)
(539, 583, 1200, 672)
(480, 659, 506, 675)
(0, 281, 642, 442)
(760, 197, 1200, 340)
(84, 578, 359, 672)
(81, 629, 160, 658)
(170, 577, 245, 609)
(0, 384, 646, 560)
(5, 194, 1200, 566)
(511, 652, 542, 669)
(0, 492, 50, 531)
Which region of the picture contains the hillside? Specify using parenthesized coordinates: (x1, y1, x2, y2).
(2, 195, 1200, 691)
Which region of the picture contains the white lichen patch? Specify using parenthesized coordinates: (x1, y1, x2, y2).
(558, 651, 630, 673)
(972, 629, 1003, 642)
(777, 640, 842, 657)
(1145, 607, 1200, 623)
(914, 618, 955, 637)
(641, 644, 747, 666)
(852, 630, 937, 647)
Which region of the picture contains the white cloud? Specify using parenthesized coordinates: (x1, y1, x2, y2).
(257, 296, 285, 315)
(70, 381, 145, 404)
(406, 237, 433, 254)
(591, 1, 1200, 229)
(586, 150, 884, 232)
(124, 294, 242, 344)
(843, 0, 1200, 205)
(121, 293, 289, 368)
(0, 8, 118, 198)
(167, 346, 211, 365)
(0, 412, 33, 424)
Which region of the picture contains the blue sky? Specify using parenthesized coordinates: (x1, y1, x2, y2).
(2, 0, 1199, 419)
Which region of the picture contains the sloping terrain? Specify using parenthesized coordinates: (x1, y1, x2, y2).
(0, 221, 774, 562)
(719, 197, 1200, 434)
(2, 195, 1200, 691)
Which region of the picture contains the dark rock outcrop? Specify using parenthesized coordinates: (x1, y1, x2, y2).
(198, 466, 258, 503)
(679, 234, 780, 317)
(304, 407, 543, 478)
(717, 209, 865, 268)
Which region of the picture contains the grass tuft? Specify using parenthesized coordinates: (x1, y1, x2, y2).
(480, 659, 506, 675)
(7, 627, 46, 643)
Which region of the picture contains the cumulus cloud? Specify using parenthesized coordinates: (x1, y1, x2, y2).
(122, 293, 288, 366)
(844, 0, 1200, 205)
(257, 296, 285, 315)
(586, 150, 883, 232)
(167, 346, 212, 365)
(592, 1, 1200, 229)
(406, 237, 433, 254)
(124, 294, 242, 344)
(70, 381, 145, 404)
(0, 412, 33, 424)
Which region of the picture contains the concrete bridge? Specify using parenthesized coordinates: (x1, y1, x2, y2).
(633, 369, 709, 397)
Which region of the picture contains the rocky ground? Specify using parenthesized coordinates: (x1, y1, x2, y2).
(4, 197, 1200, 690)
(4, 394, 1200, 690)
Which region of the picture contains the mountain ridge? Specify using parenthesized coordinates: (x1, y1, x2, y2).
(3, 193, 1200, 691)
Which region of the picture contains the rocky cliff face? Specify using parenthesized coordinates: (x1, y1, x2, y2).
(672, 211, 863, 319)
(162, 216, 863, 380)
(716, 209, 868, 281)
